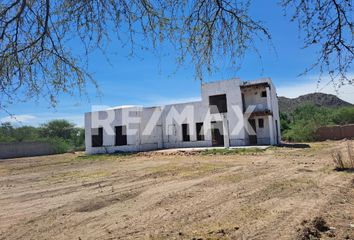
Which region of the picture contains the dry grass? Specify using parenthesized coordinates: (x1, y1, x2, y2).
(347, 141, 354, 168)
(332, 141, 354, 171)
(332, 150, 345, 169)
(0, 141, 353, 240)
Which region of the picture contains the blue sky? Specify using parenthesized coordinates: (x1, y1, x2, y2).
(1, 0, 353, 127)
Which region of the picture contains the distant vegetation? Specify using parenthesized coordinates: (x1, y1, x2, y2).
(0, 120, 84, 153)
(281, 105, 354, 142)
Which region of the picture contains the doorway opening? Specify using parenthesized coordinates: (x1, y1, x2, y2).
(248, 119, 257, 145)
(211, 121, 224, 146)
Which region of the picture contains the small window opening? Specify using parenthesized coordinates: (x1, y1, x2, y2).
(196, 122, 204, 141)
(209, 94, 227, 113)
(258, 118, 264, 128)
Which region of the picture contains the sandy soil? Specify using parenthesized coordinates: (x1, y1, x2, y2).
(0, 141, 353, 240)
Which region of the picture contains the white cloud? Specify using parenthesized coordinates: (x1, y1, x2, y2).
(1, 114, 37, 124)
(277, 77, 354, 104)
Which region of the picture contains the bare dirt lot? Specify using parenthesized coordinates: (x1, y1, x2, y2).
(0, 141, 353, 240)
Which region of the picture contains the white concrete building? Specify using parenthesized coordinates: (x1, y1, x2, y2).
(85, 78, 281, 154)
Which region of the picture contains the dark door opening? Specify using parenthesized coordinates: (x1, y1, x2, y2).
(248, 119, 257, 145)
(115, 126, 127, 146)
(182, 123, 190, 141)
(92, 127, 103, 147)
(211, 121, 224, 146)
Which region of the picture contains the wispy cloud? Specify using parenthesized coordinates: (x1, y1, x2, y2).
(277, 75, 354, 104)
(1, 114, 37, 124)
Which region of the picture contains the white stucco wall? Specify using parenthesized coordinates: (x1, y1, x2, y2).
(85, 78, 281, 154)
(269, 81, 281, 144)
(201, 78, 247, 146)
(160, 101, 211, 149)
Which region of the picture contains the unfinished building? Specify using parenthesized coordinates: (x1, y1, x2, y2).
(85, 78, 281, 154)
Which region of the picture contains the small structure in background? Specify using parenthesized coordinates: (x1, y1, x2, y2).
(0, 142, 56, 159)
(316, 124, 354, 141)
(85, 78, 281, 154)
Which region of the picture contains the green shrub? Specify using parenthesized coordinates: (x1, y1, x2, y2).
(0, 120, 85, 153)
(332, 107, 354, 125)
(282, 121, 316, 142)
(47, 137, 71, 154)
(281, 104, 354, 142)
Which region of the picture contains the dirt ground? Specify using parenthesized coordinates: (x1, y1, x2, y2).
(0, 141, 353, 240)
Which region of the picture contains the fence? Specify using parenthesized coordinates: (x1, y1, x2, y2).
(0, 141, 56, 159)
(315, 124, 354, 141)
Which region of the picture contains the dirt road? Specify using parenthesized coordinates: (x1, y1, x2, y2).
(0, 141, 353, 239)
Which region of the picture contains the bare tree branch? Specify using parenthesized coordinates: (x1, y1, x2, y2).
(1, 0, 351, 112)
(281, 0, 353, 87)
(0, 0, 270, 110)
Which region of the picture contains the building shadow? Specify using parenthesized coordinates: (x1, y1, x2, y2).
(334, 168, 354, 173)
(277, 142, 311, 148)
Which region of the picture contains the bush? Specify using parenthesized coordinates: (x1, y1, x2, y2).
(48, 137, 71, 154)
(282, 120, 316, 142)
(332, 107, 354, 125)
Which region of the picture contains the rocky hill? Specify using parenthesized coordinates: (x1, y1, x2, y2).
(278, 92, 352, 113)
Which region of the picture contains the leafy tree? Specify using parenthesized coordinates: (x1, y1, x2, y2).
(332, 107, 354, 125)
(39, 119, 85, 149)
(279, 112, 291, 133)
(0, 0, 352, 111)
(0, 122, 15, 142)
(0, 120, 84, 152)
(0, 122, 13, 135)
(0, 122, 41, 142)
(39, 119, 76, 139)
(290, 104, 333, 126)
(283, 119, 317, 142)
(71, 128, 85, 149)
(12, 126, 40, 142)
(281, 104, 354, 142)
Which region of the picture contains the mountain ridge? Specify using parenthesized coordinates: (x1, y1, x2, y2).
(278, 92, 353, 113)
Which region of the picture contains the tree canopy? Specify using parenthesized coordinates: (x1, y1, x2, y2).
(0, 119, 84, 152)
(281, 105, 354, 142)
(0, 0, 353, 110)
